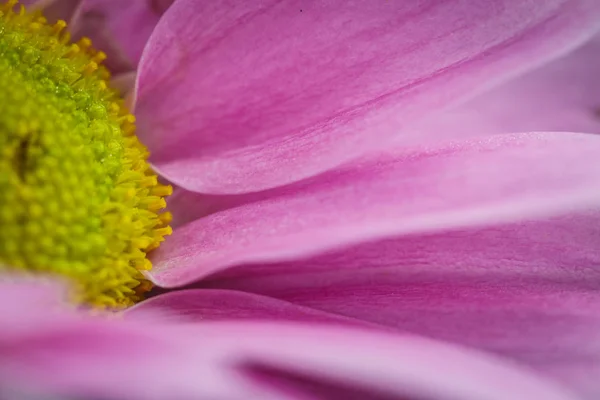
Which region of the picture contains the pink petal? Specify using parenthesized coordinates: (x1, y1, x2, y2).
(149, 132, 600, 287)
(74, 0, 173, 74)
(202, 212, 600, 398)
(0, 275, 72, 337)
(408, 34, 600, 141)
(27, 0, 82, 24)
(109, 70, 137, 104)
(135, 0, 600, 194)
(0, 291, 267, 399)
(126, 288, 374, 327)
(0, 279, 578, 400)
(203, 323, 578, 400)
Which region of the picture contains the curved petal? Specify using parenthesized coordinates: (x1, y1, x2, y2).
(72, 0, 174, 74)
(0, 279, 578, 400)
(0, 284, 274, 399)
(204, 323, 578, 400)
(126, 288, 374, 327)
(135, 0, 600, 193)
(408, 34, 600, 141)
(149, 132, 600, 287)
(202, 212, 600, 399)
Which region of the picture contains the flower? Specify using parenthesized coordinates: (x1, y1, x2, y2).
(2, 0, 600, 399)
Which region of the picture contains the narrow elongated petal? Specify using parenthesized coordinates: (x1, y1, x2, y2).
(0, 279, 578, 400)
(136, 0, 600, 193)
(202, 212, 600, 399)
(126, 288, 373, 327)
(409, 34, 600, 140)
(148, 132, 600, 287)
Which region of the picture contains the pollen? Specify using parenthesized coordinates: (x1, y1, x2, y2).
(0, 1, 172, 308)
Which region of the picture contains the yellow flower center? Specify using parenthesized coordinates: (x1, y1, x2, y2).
(0, 0, 172, 308)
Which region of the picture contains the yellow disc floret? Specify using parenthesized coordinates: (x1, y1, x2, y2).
(0, 1, 172, 308)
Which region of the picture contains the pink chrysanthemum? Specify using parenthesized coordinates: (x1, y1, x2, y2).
(2, 0, 600, 399)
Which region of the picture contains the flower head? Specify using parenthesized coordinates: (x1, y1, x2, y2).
(0, 0, 171, 307)
(3, 0, 600, 399)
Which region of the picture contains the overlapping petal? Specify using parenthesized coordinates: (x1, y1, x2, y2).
(0, 279, 578, 400)
(198, 212, 600, 398)
(149, 132, 600, 287)
(135, 0, 600, 193)
(187, 323, 577, 400)
(0, 280, 267, 400)
(126, 288, 374, 327)
(71, 0, 173, 74)
(408, 34, 600, 140)
(27, 0, 82, 25)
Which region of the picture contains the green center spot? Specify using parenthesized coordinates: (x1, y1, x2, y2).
(0, 0, 172, 308)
